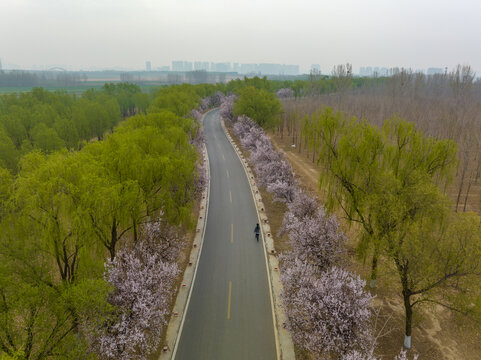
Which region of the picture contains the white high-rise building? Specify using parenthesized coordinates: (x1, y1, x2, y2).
(145, 61, 151, 71)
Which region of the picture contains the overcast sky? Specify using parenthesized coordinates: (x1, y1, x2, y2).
(1, 0, 480, 73)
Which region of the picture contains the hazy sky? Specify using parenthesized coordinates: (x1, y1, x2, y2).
(1, 0, 480, 73)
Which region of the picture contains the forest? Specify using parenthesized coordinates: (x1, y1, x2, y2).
(0, 82, 221, 359)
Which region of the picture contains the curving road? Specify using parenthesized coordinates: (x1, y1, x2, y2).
(174, 109, 277, 360)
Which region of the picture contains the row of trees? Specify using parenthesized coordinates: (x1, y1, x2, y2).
(0, 84, 214, 359)
(0, 85, 153, 172)
(0, 70, 88, 87)
(281, 64, 481, 214)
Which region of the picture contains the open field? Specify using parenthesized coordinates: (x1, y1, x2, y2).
(0, 82, 163, 95)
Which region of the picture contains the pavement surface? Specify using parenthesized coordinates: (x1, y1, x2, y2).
(174, 109, 277, 360)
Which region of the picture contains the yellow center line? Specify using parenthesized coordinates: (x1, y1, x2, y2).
(229, 191, 232, 203)
(231, 223, 234, 243)
(227, 281, 232, 319)
(226, 169, 229, 177)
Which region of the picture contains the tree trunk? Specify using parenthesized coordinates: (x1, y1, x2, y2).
(133, 220, 138, 246)
(403, 290, 413, 349)
(463, 178, 472, 212)
(455, 163, 467, 212)
(110, 219, 118, 261)
(370, 252, 378, 288)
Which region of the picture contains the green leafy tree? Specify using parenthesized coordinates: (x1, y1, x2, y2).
(15, 151, 92, 284)
(313, 108, 481, 348)
(148, 85, 200, 117)
(0, 128, 18, 171)
(30, 123, 65, 153)
(233, 86, 282, 129)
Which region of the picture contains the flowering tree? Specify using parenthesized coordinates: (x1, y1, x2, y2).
(276, 88, 294, 98)
(342, 350, 377, 360)
(219, 94, 237, 122)
(394, 348, 419, 360)
(233, 115, 256, 139)
(254, 157, 294, 188)
(208, 91, 223, 108)
(266, 179, 296, 203)
(95, 235, 179, 359)
(249, 140, 278, 170)
(200, 97, 211, 111)
(283, 190, 319, 220)
(281, 191, 345, 269)
(194, 163, 208, 199)
(142, 220, 184, 262)
(190, 108, 202, 123)
(281, 259, 374, 358)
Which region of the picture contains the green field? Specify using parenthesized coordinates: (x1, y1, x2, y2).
(0, 81, 165, 95)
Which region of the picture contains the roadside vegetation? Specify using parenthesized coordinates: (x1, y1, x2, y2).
(222, 71, 481, 359)
(0, 83, 221, 359)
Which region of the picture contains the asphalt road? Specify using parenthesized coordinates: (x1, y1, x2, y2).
(174, 109, 277, 360)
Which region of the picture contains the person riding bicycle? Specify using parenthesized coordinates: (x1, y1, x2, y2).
(254, 223, 260, 242)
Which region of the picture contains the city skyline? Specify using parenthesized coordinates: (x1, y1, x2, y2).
(1, 0, 481, 75)
(0, 57, 472, 77)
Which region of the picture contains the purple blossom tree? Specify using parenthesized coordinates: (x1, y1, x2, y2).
(219, 94, 237, 122)
(280, 258, 374, 358)
(96, 241, 179, 360)
(191, 127, 205, 151)
(276, 88, 294, 98)
(284, 190, 319, 220)
(281, 200, 345, 269)
(142, 220, 184, 262)
(240, 125, 270, 151)
(254, 158, 294, 189)
(342, 350, 377, 360)
(200, 97, 211, 111)
(208, 91, 223, 108)
(233, 115, 256, 139)
(194, 163, 208, 199)
(394, 349, 419, 360)
(266, 179, 296, 203)
(249, 140, 278, 169)
(190, 108, 203, 123)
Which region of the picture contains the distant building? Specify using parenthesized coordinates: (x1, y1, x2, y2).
(0, 58, 2, 70)
(157, 65, 170, 71)
(311, 64, 321, 73)
(359, 67, 373, 76)
(238, 63, 299, 75)
(183, 61, 193, 71)
(211, 62, 231, 72)
(427, 67, 443, 75)
(194, 61, 210, 71)
(145, 61, 151, 71)
(170, 60, 299, 75)
(172, 61, 184, 71)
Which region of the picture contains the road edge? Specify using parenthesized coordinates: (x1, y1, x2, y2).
(159, 110, 212, 360)
(221, 118, 296, 360)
